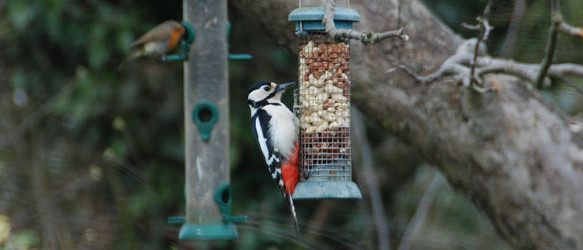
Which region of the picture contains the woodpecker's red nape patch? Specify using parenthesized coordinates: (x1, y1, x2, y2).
(282, 141, 299, 194)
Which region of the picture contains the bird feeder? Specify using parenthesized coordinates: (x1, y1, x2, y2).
(169, 0, 247, 241)
(289, 7, 362, 199)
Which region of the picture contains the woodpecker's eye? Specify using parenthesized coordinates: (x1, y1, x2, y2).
(263, 86, 270, 91)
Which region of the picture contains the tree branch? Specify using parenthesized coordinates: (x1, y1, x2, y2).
(557, 21, 583, 38)
(465, 0, 493, 92)
(0, 79, 75, 146)
(534, 0, 583, 88)
(323, 0, 409, 44)
(391, 38, 583, 94)
(352, 109, 391, 250)
(536, 0, 561, 89)
(397, 174, 442, 250)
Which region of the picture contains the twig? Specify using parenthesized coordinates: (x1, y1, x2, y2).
(534, 0, 583, 89)
(12, 173, 94, 229)
(388, 39, 482, 84)
(465, 0, 493, 91)
(0, 79, 75, 146)
(323, 0, 408, 44)
(388, 38, 583, 95)
(397, 174, 443, 250)
(305, 200, 335, 247)
(557, 22, 583, 38)
(389, 0, 583, 93)
(545, 63, 583, 76)
(352, 109, 391, 250)
(536, 0, 560, 89)
(476, 60, 583, 85)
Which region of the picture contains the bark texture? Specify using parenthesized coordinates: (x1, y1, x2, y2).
(232, 0, 583, 249)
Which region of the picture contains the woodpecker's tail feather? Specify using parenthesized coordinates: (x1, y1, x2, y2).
(285, 192, 300, 241)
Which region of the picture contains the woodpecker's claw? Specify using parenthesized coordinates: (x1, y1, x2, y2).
(301, 170, 310, 181)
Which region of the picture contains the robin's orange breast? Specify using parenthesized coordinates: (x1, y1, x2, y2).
(167, 28, 183, 50)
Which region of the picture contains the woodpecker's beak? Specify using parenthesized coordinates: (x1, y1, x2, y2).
(275, 82, 296, 92)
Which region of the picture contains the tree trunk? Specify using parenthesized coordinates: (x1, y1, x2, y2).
(232, 0, 583, 249)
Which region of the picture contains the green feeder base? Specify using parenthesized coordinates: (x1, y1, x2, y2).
(179, 223, 238, 240)
(292, 181, 362, 200)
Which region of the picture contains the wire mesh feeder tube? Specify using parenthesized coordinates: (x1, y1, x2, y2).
(289, 7, 362, 199)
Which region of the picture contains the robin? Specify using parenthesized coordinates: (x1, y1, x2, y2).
(118, 20, 186, 70)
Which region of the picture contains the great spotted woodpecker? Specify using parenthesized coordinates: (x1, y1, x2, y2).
(118, 20, 186, 70)
(247, 81, 300, 238)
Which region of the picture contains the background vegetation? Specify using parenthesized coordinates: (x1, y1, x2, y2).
(0, 0, 581, 249)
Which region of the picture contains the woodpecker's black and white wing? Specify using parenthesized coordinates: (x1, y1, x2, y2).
(251, 108, 300, 240)
(251, 109, 285, 192)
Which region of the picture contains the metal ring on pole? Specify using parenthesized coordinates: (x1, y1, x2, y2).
(192, 101, 219, 141)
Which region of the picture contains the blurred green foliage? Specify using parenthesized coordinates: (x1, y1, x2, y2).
(0, 0, 581, 249)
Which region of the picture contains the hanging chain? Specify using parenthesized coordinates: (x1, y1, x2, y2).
(298, 0, 350, 8)
(298, 0, 351, 8)
(295, 0, 353, 32)
(298, 0, 303, 32)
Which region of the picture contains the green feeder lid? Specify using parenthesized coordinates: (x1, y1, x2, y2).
(288, 7, 360, 32)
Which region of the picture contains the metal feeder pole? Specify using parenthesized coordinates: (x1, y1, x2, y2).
(180, 0, 237, 240)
